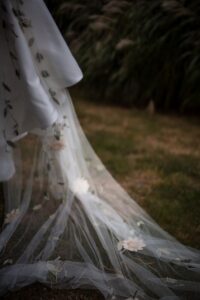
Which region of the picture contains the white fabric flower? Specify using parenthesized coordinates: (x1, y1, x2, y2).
(32, 204, 42, 211)
(71, 177, 89, 195)
(137, 220, 144, 227)
(96, 164, 104, 171)
(4, 209, 20, 224)
(50, 140, 66, 151)
(117, 237, 145, 252)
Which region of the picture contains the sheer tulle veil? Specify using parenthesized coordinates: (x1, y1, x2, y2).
(0, 1, 200, 299)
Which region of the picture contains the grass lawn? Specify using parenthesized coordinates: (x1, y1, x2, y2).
(2, 89, 200, 299)
(72, 89, 200, 249)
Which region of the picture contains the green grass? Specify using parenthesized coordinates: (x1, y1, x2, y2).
(72, 89, 200, 249)
(1, 90, 200, 299)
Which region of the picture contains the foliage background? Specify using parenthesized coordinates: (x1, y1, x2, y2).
(45, 0, 200, 113)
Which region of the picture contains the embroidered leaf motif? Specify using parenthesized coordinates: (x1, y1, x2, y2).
(52, 97, 60, 105)
(9, 51, 18, 60)
(12, 8, 24, 17)
(36, 52, 44, 63)
(49, 89, 56, 97)
(28, 37, 35, 47)
(4, 108, 7, 117)
(6, 140, 16, 148)
(2, 82, 11, 92)
(10, 28, 18, 38)
(21, 19, 32, 28)
(41, 70, 50, 78)
(12, 8, 18, 17)
(49, 89, 60, 105)
(15, 69, 20, 79)
(14, 129, 19, 136)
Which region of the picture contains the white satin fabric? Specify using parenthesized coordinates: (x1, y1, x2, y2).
(0, 0, 83, 181)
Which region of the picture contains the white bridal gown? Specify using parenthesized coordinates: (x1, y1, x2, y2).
(0, 1, 200, 299)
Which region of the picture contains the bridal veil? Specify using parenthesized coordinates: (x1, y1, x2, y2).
(0, 1, 199, 299)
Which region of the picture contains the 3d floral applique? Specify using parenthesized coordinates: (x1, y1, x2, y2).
(137, 220, 144, 228)
(50, 140, 66, 151)
(71, 177, 90, 195)
(96, 164, 104, 171)
(4, 208, 20, 224)
(117, 237, 146, 252)
(32, 204, 42, 211)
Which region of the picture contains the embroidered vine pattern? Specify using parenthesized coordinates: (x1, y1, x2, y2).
(13, 0, 61, 106)
(1, 2, 20, 145)
(1, 3, 21, 80)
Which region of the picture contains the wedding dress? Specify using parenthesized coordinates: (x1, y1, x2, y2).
(0, 1, 200, 299)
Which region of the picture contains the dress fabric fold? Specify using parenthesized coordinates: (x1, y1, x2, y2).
(0, 0, 83, 181)
(0, 1, 200, 300)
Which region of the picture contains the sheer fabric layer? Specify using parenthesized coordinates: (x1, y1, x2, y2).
(0, 89, 200, 300)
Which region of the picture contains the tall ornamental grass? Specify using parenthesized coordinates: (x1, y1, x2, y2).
(46, 0, 200, 113)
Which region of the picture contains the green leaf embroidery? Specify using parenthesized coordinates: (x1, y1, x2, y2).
(14, 129, 19, 136)
(15, 69, 20, 79)
(4, 108, 7, 117)
(52, 97, 60, 105)
(12, 8, 18, 17)
(36, 52, 44, 63)
(7, 140, 16, 148)
(49, 89, 56, 97)
(28, 37, 35, 47)
(41, 70, 50, 78)
(2, 82, 11, 92)
(21, 19, 32, 28)
(49, 89, 60, 105)
(9, 51, 18, 60)
(7, 104, 13, 110)
(10, 28, 18, 38)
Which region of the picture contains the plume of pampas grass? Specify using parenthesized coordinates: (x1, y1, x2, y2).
(90, 21, 111, 32)
(116, 38, 134, 51)
(53, 0, 200, 112)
